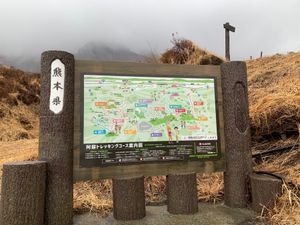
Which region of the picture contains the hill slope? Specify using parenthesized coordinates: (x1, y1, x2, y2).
(0, 66, 40, 141)
(0, 49, 299, 224)
(247, 52, 300, 138)
(0, 51, 299, 144)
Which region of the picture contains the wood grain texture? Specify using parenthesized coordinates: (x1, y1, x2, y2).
(39, 51, 74, 225)
(167, 173, 198, 214)
(0, 161, 46, 225)
(73, 60, 226, 180)
(225, 30, 230, 61)
(112, 176, 146, 220)
(221, 61, 252, 208)
(234, 82, 248, 133)
(250, 174, 282, 212)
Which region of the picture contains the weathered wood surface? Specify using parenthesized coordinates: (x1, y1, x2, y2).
(223, 23, 235, 61)
(39, 50, 74, 225)
(167, 173, 198, 214)
(250, 173, 282, 212)
(0, 161, 46, 225)
(221, 62, 252, 208)
(73, 61, 226, 180)
(223, 22, 236, 32)
(225, 30, 230, 61)
(112, 176, 146, 220)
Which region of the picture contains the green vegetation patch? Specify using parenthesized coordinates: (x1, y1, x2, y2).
(150, 114, 176, 126)
(105, 132, 118, 137)
(180, 113, 196, 121)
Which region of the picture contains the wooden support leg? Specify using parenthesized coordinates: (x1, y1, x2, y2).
(0, 161, 47, 225)
(167, 172, 198, 214)
(112, 176, 146, 220)
(250, 173, 282, 212)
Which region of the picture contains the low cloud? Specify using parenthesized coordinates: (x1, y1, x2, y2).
(0, 0, 299, 70)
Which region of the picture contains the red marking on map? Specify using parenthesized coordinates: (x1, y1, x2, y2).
(187, 125, 200, 130)
(175, 108, 186, 113)
(170, 93, 179, 97)
(154, 107, 165, 111)
(194, 101, 204, 106)
(171, 84, 177, 87)
(113, 119, 124, 123)
(95, 102, 108, 106)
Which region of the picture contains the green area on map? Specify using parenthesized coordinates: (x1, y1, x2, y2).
(83, 75, 218, 144)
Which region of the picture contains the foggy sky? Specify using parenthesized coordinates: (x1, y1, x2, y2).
(1, 0, 300, 60)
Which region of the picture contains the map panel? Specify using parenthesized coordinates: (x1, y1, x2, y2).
(81, 74, 220, 167)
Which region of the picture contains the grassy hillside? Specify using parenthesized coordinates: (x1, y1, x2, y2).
(0, 46, 299, 224)
(0, 66, 40, 141)
(247, 52, 300, 138)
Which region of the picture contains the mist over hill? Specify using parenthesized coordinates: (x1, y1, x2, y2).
(0, 55, 40, 73)
(76, 42, 145, 62)
(0, 42, 146, 73)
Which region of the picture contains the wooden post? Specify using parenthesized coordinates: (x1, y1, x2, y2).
(112, 176, 146, 220)
(39, 51, 74, 225)
(250, 173, 282, 212)
(167, 172, 198, 214)
(260, 51, 263, 58)
(0, 161, 46, 225)
(223, 22, 236, 61)
(221, 61, 253, 208)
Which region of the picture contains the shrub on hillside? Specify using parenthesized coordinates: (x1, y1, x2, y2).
(160, 38, 223, 65)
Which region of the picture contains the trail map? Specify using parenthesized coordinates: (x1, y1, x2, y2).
(81, 74, 220, 167)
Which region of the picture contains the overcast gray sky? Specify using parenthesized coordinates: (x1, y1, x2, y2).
(1, 0, 300, 60)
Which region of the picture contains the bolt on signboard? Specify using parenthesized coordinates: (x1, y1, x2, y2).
(73, 61, 225, 180)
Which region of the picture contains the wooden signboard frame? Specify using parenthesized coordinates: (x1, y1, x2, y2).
(73, 60, 226, 180)
(0, 51, 253, 225)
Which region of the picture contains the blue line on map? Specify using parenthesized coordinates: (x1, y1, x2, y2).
(93, 130, 107, 135)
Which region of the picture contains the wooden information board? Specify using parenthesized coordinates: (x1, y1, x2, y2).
(73, 61, 225, 180)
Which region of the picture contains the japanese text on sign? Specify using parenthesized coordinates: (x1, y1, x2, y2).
(49, 59, 65, 114)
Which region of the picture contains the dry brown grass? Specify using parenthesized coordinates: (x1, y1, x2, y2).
(144, 176, 167, 204)
(0, 67, 40, 141)
(262, 183, 300, 225)
(160, 38, 224, 65)
(197, 172, 223, 202)
(252, 136, 298, 154)
(73, 174, 224, 217)
(247, 53, 300, 137)
(0, 45, 299, 224)
(254, 142, 300, 225)
(0, 139, 38, 192)
(73, 180, 113, 216)
(0, 102, 39, 141)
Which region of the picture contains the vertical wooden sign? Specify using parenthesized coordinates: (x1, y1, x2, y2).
(223, 22, 235, 61)
(39, 51, 74, 225)
(49, 59, 65, 114)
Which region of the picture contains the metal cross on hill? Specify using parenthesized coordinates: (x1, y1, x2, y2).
(223, 22, 236, 61)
